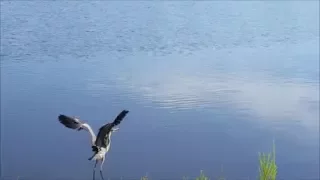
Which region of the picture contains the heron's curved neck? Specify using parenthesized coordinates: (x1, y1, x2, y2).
(82, 123, 96, 145)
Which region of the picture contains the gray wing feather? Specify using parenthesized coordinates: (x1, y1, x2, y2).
(58, 114, 82, 130)
(94, 110, 129, 148)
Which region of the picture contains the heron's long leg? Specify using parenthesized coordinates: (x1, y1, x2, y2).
(100, 157, 105, 180)
(93, 160, 98, 180)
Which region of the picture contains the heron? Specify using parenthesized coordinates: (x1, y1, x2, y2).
(57, 109, 129, 180)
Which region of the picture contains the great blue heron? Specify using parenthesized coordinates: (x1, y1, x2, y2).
(57, 110, 129, 180)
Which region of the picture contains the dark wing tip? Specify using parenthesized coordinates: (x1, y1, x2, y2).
(121, 109, 129, 115)
(113, 109, 129, 126)
(58, 114, 67, 121)
(58, 114, 68, 123)
(58, 114, 81, 129)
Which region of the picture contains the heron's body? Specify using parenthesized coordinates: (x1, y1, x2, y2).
(89, 134, 111, 161)
(57, 110, 129, 180)
(91, 149, 108, 160)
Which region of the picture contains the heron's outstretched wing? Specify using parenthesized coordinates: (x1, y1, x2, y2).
(58, 114, 97, 146)
(112, 109, 129, 126)
(95, 110, 129, 148)
(58, 114, 83, 130)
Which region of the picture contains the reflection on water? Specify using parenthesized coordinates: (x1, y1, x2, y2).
(84, 39, 319, 136)
(1, 1, 319, 180)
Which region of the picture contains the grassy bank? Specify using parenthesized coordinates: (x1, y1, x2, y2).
(141, 141, 277, 180)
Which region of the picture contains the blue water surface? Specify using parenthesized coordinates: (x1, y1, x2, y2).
(0, 1, 319, 180)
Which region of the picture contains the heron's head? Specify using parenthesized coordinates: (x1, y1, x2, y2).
(111, 127, 119, 132)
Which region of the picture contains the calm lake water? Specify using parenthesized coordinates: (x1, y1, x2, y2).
(0, 1, 319, 180)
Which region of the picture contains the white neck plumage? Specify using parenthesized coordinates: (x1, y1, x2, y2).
(82, 123, 97, 146)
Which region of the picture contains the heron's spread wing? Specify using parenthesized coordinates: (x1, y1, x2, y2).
(95, 110, 129, 148)
(113, 109, 129, 126)
(58, 114, 83, 130)
(95, 123, 113, 148)
(58, 114, 97, 146)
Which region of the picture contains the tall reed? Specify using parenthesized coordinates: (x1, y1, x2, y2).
(258, 140, 277, 180)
